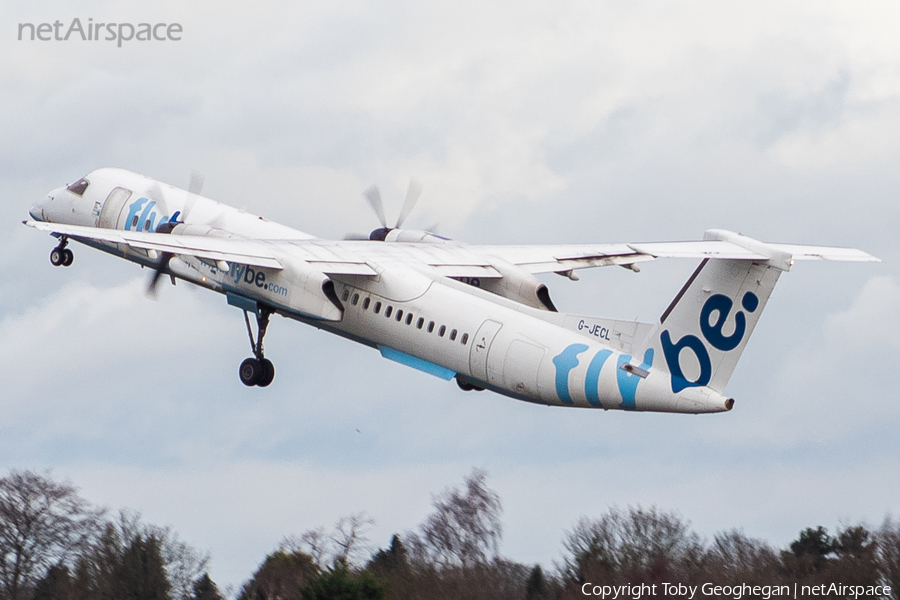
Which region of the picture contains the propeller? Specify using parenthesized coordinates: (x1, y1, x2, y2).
(363, 184, 387, 229)
(145, 251, 173, 299)
(146, 170, 205, 298)
(347, 178, 425, 241)
(395, 177, 422, 229)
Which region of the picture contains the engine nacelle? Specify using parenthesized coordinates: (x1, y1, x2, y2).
(461, 259, 558, 312)
(371, 228, 450, 243)
(279, 258, 344, 321)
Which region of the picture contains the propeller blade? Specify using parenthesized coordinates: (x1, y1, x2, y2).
(181, 170, 205, 223)
(188, 170, 205, 195)
(363, 185, 387, 228)
(145, 252, 173, 299)
(395, 177, 422, 229)
(425, 222, 440, 234)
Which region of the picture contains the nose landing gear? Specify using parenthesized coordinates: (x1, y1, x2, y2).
(49, 237, 73, 267)
(240, 306, 276, 387)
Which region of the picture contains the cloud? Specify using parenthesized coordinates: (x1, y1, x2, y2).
(826, 275, 900, 350)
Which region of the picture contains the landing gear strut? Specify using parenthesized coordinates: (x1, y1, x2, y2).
(49, 237, 73, 267)
(239, 306, 275, 387)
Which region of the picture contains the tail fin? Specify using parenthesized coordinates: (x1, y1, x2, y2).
(651, 231, 790, 393)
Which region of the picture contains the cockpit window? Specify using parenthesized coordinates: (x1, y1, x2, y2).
(66, 178, 90, 196)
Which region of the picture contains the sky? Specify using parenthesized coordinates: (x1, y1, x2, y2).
(2, 0, 900, 592)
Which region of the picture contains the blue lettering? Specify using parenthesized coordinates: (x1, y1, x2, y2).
(616, 348, 654, 410)
(552, 344, 589, 405)
(137, 201, 157, 232)
(660, 292, 759, 393)
(661, 331, 711, 393)
(584, 349, 613, 407)
(700, 294, 744, 351)
(123, 198, 147, 231)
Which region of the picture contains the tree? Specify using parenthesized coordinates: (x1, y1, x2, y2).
(561, 506, 703, 585)
(705, 529, 780, 585)
(281, 513, 374, 570)
(781, 526, 836, 577)
(190, 573, 224, 600)
(116, 534, 172, 600)
(301, 560, 384, 600)
(237, 550, 318, 600)
(31, 564, 75, 600)
(367, 535, 409, 576)
(367, 535, 413, 600)
(877, 517, 900, 600)
(831, 525, 879, 586)
(411, 469, 503, 569)
(0, 470, 104, 600)
(525, 565, 549, 600)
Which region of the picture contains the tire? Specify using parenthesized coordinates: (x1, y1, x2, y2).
(239, 358, 262, 387)
(257, 358, 275, 387)
(50, 248, 64, 266)
(61, 249, 74, 267)
(456, 377, 475, 391)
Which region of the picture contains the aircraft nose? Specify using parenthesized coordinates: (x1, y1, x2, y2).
(29, 187, 62, 221)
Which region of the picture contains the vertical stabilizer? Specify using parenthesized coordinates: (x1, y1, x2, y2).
(651, 231, 790, 393)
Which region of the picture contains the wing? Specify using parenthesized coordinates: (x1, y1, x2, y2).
(26, 221, 878, 282)
(26, 220, 285, 269)
(473, 238, 879, 274)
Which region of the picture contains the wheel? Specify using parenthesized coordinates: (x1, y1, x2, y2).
(456, 377, 475, 391)
(257, 358, 275, 387)
(239, 358, 262, 386)
(61, 249, 74, 267)
(50, 248, 64, 266)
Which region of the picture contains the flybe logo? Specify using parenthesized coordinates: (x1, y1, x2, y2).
(123, 197, 177, 232)
(227, 263, 288, 297)
(551, 345, 654, 410)
(660, 291, 759, 393)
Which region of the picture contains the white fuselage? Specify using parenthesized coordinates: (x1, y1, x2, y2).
(30, 168, 734, 414)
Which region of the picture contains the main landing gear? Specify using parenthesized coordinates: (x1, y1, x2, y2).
(239, 306, 275, 387)
(455, 376, 484, 392)
(49, 237, 73, 267)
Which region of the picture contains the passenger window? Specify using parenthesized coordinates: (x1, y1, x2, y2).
(385, 306, 393, 318)
(66, 178, 90, 196)
(341, 289, 350, 302)
(132, 215, 139, 228)
(439, 325, 446, 337)
(406, 314, 413, 326)
(450, 329, 457, 341)
(363, 298, 370, 310)
(374, 301, 382, 314)
(351, 293, 359, 306)
(427, 321, 435, 333)
(461, 333, 469, 345)
(396, 309, 404, 322)
(417, 318, 424, 329)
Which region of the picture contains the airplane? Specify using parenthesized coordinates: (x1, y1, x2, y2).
(24, 168, 879, 414)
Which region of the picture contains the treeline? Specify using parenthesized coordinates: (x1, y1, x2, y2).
(1, 469, 899, 600)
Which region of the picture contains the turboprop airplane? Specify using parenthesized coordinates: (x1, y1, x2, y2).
(25, 168, 879, 414)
